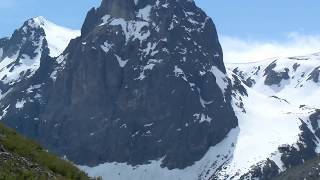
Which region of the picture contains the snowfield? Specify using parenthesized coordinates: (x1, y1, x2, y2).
(227, 52, 320, 109)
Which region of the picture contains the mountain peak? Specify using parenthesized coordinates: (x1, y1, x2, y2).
(0, 16, 80, 87)
(23, 16, 80, 57)
(26, 16, 50, 29)
(49, 0, 235, 170)
(99, 0, 136, 18)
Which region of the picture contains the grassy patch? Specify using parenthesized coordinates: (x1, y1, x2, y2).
(0, 123, 90, 180)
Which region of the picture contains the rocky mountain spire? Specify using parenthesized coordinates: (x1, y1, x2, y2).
(1, 0, 237, 170)
(99, 0, 136, 18)
(81, 0, 136, 36)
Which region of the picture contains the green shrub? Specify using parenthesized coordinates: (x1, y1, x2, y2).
(0, 123, 90, 180)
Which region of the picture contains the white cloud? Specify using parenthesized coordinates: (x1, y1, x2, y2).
(220, 32, 320, 63)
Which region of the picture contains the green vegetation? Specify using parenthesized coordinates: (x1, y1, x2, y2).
(0, 123, 90, 180)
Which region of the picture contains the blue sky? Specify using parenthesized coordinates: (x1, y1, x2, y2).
(1, 0, 320, 62)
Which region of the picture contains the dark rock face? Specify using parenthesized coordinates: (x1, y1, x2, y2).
(240, 159, 280, 180)
(100, 0, 136, 18)
(274, 112, 320, 179)
(307, 66, 320, 83)
(0, 37, 9, 58)
(0, 20, 47, 61)
(278, 121, 318, 168)
(0, 37, 9, 46)
(292, 63, 300, 72)
(273, 156, 320, 180)
(0, 0, 238, 170)
(37, 0, 237, 169)
(232, 68, 256, 87)
(309, 110, 320, 138)
(231, 74, 248, 97)
(264, 61, 290, 86)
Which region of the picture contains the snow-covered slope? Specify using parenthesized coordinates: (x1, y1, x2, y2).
(213, 72, 319, 179)
(227, 53, 320, 109)
(225, 53, 320, 178)
(0, 16, 79, 89)
(29, 16, 80, 57)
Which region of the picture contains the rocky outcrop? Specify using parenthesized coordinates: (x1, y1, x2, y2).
(0, 0, 238, 169)
(307, 66, 320, 83)
(264, 61, 290, 86)
(273, 156, 320, 180)
(40, 0, 237, 169)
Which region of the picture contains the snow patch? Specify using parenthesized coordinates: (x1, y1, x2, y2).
(114, 54, 128, 68)
(199, 114, 212, 123)
(135, 59, 163, 80)
(174, 66, 187, 81)
(29, 16, 80, 57)
(51, 54, 68, 81)
(26, 84, 42, 93)
(0, 105, 10, 120)
(144, 123, 154, 127)
(137, 5, 152, 21)
(100, 16, 150, 43)
(15, 99, 26, 109)
(100, 41, 113, 53)
(270, 151, 285, 171)
(210, 66, 228, 95)
(0, 37, 43, 84)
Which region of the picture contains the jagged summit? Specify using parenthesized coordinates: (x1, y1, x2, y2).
(0, 17, 79, 87)
(99, 0, 136, 18)
(26, 16, 50, 28)
(24, 16, 80, 57)
(1, 0, 237, 170)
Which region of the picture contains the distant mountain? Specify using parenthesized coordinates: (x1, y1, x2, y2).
(0, 16, 79, 93)
(0, 16, 79, 140)
(226, 54, 320, 179)
(0, 123, 89, 179)
(228, 53, 320, 109)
